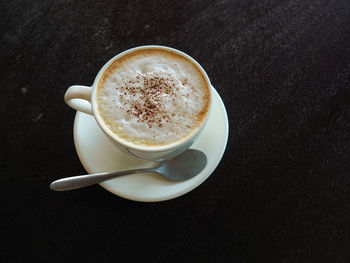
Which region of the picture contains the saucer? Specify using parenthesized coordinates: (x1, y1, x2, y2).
(73, 86, 229, 202)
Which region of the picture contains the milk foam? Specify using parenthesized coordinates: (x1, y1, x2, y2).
(96, 49, 209, 146)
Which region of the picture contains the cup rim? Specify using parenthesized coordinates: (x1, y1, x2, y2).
(90, 45, 212, 153)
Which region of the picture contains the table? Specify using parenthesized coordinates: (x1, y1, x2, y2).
(2, 0, 349, 261)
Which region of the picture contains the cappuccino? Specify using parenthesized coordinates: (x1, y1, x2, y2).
(95, 48, 210, 147)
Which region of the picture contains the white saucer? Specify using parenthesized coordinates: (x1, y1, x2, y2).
(73, 86, 229, 202)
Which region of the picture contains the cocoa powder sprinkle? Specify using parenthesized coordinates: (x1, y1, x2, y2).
(117, 72, 179, 128)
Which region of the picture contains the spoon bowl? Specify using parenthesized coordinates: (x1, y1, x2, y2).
(50, 149, 207, 191)
(156, 149, 207, 181)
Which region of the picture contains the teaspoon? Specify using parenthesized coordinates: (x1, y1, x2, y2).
(50, 149, 207, 191)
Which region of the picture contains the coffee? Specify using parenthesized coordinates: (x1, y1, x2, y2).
(95, 48, 210, 147)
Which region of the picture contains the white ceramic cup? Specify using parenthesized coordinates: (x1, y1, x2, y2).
(64, 45, 212, 161)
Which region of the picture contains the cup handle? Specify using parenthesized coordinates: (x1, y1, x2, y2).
(64, 85, 93, 115)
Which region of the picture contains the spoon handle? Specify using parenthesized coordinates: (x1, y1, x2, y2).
(50, 168, 155, 191)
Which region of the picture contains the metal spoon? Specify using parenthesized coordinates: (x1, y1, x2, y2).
(50, 149, 207, 191)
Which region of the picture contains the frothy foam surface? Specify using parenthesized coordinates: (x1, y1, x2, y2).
(96, 49, 210, 146)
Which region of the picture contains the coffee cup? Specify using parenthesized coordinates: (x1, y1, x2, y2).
(65, 45, 212, 161)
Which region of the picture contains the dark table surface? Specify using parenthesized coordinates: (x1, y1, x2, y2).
(2, 0, 350, 262)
